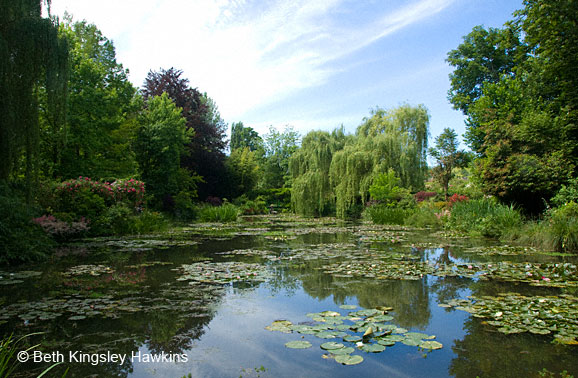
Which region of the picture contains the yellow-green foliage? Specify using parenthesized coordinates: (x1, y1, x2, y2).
(290, 129, 347, 216)
(331, 105, 430, 218)
(291, 105, 429, 218)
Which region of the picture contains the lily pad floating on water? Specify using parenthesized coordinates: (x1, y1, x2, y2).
(330, 347, 355, 355)
(441, 293, 578, 343)
(265, 320, 293, 333)
(360, 343, 386, 353)
(63, 265, 114, 277)
(320, 342, 345, 350)
(269, 306, 442, 366)
(285, 340, 312, 349)
(176, 262, 271, 285)
(343, 335, 362, 343)
(339, 305, 357, 310)
(335, 354, 364, 365)
(419, 341, 443, 350)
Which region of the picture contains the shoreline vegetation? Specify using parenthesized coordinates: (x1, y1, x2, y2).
(1, 4, 576, 261)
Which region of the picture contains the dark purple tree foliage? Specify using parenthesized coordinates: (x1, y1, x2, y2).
(143, 68, 229, 199)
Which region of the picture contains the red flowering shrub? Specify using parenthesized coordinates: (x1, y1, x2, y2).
(448, 194, 469, 207)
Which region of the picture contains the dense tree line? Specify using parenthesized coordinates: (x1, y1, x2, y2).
(447, 0, 577, 213)
(2, 0, 577, 263)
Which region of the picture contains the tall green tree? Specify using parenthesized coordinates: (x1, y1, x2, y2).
(429, 128, 468, 199)
(134, 93, 190, 206)
(290, 105, 429, 218)
(226, 147, 261, 198)
(55, 18, 137, 179)
(143, 68, 229, 200)
(230, 122, 264, 154)
(289, 128, 347, 216)
(447, 24, 528, 153)
(0, 0, 68, 191)
(447, 0, 577, 212)
(262, 126, 300, 189)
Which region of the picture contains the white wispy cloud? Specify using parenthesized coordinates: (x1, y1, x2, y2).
(50, 0, 455, 123)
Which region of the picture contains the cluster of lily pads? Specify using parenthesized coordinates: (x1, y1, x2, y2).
(63, 264, 115, 277)
(176, 262, 272, 285)
(266, 305, 442, 365)
(0, 283, 224, 324)
(75, 236, 200, 252)
(441, 293, 578, 344)
(461, 245, 543, 257)
(319, 258, 578, 288)
(321, 260, 434, 280)
(0, 270, 41, 285)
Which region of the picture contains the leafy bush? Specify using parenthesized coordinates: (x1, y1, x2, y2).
(255, 187, 292, 211)
(94, 204, 134, 235)
(369, 169, 408, 204)
(93, 205, 169, 235)
(0, 185, 54, 264)
(364, 204, 411, 225)
(406, 207, 443, 228)
(551, 178, 578, 207)
(198, 203, 239, 222)
(173, 191, 197, 220)
(236, 196, 268, 215)
(132, 210, 168, 234)
(414, 191, 437, 202)
(448, 198, 522, 238)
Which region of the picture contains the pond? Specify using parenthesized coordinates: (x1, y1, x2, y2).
(1, 215, 577, 378)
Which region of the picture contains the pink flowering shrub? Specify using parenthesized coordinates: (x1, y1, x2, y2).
(56, 177, 145, 209)
(32, 215, 90, 240)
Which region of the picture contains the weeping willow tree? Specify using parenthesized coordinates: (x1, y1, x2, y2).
(289, 128, 348, 216)
(0, 0, 68, 192)
(328, 104, 429, 218)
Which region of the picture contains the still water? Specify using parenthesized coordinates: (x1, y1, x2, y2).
(1, 215, 577, 377)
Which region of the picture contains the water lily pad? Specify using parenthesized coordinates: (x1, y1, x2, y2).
(339, 305, 357, 310)
(335, 354, 364, 365)
(401, 338, 421, 346)
(336, 324, 352, 331)
(266, 320, 293, 333)
(405, 332, 430, 340)
(320, 310, 341, 317)
(376, 339, 396, 346)
(285, 341, 312, 349)
(361, 344, 385, 353)
(343, 335, 362, 343)
(316, 331, 338, 339)
(369, 315, 394, 322)
(383, 335, 405, 342)
(330, 347, 355, 355)
(321, 342, 345, 350)
(419, 341, 443, 350)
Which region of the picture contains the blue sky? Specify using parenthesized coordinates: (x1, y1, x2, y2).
(49, 0, 523, 145)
